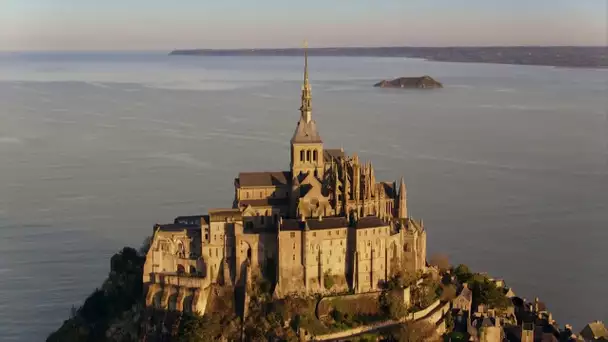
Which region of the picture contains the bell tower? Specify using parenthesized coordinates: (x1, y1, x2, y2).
(290, 41, 324, 180)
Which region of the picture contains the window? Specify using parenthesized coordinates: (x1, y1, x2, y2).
(300, 150, 305, 161)
(290, 232, 295, 238)
(328, 231, 332, 236)
(259, 192, 263, 198)
(313, 150, 318, 161)
(292, 254, 295, 261)
(215, 248, 218, 257)
(293, 242, 296, 249)
(306, 150, 311, 161)
(214, 234, 216, 241)
(340, 240, 343, 246)
(313, 232, 316, 237)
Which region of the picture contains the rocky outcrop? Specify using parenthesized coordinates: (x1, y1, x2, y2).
(374, 76, 443, 89)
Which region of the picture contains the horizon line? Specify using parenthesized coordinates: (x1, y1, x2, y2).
(1, 44, 607, 53)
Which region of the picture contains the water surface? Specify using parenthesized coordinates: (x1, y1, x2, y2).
(0, 52, 606, 340)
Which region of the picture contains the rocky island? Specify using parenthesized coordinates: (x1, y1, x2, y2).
(374, 76, 443, 89)
(47, 49, 606, 342)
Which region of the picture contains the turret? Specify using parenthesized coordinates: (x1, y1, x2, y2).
(398, 177, 407, 219)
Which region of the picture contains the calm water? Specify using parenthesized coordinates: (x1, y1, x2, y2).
(0, 52, 606, 340)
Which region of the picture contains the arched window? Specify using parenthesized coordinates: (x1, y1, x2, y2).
(190, 266, 197, 274)
(306, 150, 311, 162)
(300, 150, 305, 161)
(177, 264, 186, 274)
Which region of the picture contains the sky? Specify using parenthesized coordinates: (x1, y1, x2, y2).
(0, 0, 606, 51)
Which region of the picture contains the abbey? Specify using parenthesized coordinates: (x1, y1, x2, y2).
(143, 50, 427, 313)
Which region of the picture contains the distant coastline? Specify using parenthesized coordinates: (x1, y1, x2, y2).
(169, 46, 608, 69)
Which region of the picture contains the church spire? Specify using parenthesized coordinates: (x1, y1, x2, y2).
(398, 177, 407, 219)
(300, 40, 312, 122)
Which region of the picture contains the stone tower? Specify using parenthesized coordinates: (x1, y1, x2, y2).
(397, 177, 407, 219)
(290, 43, 324, 181)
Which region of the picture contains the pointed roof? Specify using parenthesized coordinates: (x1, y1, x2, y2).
(398, 177, 406, 200)
(292, 41, 322, 144)
(291, 117, 322, 143)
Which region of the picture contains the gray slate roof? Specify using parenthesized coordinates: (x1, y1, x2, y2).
(291, 117, 322, 144)
(281, 217, 348, 231)
(237, 171, 291, 187)
(356, 216, 388, 229)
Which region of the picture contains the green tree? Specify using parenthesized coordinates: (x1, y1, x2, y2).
(178, 314, 223, 342)
(390, 320, 437, 342)
(324, 271, 335, 290)
(429, 254, 451, 273)
(453, 264, 473, 284)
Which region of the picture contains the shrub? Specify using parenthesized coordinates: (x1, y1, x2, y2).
(324, 272, 335, 290)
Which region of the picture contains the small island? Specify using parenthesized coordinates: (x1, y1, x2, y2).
(374, 76, 443, 89)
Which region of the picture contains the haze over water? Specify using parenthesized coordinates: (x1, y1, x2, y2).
(0, 52, 606, 341)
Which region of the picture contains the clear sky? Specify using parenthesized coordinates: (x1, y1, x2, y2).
(1, 0, 606, 51)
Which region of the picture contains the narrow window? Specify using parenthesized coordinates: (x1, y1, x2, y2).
(290, 232, 295, 238)
(293, 254, 295, 261)
(313, 150, 318, 161)
(313, 232, 316, 237)
(293, 242, 296, 249)
(300, 150, 305, 161)
(246, 192, 250, 199)
(306, 150, 311, 162)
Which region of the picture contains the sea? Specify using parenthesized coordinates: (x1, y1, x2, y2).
(0, 52, 606, 341)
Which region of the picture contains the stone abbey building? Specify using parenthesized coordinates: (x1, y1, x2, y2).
(143, 50, 427, 313)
